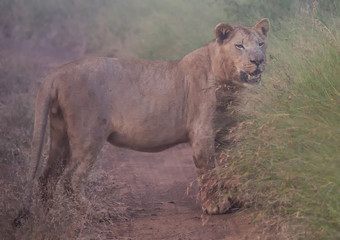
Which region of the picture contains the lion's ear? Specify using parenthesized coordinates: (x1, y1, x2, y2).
(254, 18, 270, 37)
(215, 23, 233, 45)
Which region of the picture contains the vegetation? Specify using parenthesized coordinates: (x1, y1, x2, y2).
(0, 0, 339, 239)
(214, 1, 340, 239)
(218, 28, 339, 239)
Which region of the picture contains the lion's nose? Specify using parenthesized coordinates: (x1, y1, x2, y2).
(250, 58, 264, 66)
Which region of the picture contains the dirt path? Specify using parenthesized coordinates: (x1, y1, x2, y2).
(83, 143, 259, 240)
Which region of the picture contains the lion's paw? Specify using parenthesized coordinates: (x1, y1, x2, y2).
(202, 197, 231, 215)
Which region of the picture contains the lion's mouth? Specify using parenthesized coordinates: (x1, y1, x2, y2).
(240, 70, 262, 85)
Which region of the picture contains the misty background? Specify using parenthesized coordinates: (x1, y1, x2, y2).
(0, 1, 339, 239)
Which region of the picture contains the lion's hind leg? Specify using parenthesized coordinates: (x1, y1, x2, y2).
(60, 127, 105, 208)
(38, 112, 70, 208)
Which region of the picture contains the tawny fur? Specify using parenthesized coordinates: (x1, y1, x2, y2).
(19, 19, 269, 221)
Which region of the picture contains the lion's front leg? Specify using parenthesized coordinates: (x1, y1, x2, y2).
(190, 128, 215, 176)
(189, 126, 231, 215)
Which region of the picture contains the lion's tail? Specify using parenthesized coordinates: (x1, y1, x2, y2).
(23, 77, 54, 212)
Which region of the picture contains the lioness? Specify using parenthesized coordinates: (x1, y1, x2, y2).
(16, 19, 269, 225)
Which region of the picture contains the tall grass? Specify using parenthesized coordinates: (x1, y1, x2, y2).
(216, 11, 340, 239)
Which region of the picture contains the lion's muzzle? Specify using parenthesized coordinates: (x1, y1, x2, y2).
(240, 70, 262, 85)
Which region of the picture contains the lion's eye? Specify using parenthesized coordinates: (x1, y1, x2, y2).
(259, 42, 265, 47)
(235, 44, 245, 50)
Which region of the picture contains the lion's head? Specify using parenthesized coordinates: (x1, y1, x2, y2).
(211, 19, 270, 85)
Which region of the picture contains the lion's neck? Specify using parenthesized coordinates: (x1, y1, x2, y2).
(180, 41, 239, 84)
(178, 42, 245, 98)
(207, 41, 238, 83)
(179, 45, 212, 74)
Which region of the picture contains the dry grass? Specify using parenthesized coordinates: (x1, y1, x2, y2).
(10, 167, 129, 239)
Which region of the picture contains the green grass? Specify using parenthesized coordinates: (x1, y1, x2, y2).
(216, 13, 340, 239)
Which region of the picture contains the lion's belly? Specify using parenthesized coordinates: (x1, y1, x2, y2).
(105, 77, 189, 152)
(107, 119, 188, 152)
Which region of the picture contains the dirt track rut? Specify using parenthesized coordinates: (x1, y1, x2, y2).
(87, 143, 259, 240)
